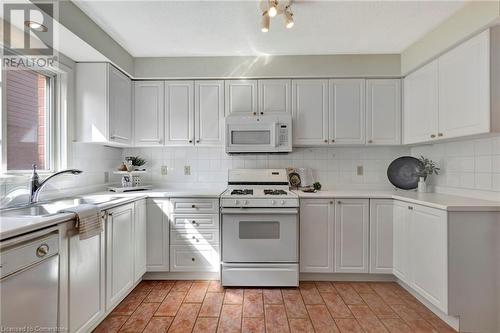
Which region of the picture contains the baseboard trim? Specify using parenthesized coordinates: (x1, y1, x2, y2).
(143, 271, 220, 280)
(300, 273, 395, 282)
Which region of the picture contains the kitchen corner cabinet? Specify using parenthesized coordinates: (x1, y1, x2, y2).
(133, 199, 147, 282)
(105, 203, 135, 310)
(334, 199, 369, 273)
(195, 80, 225, 146)
(369, 199, 393, 274)
(146, 199, 170, 271)
(329, 79, 366, 145)
(133, 81, 164, 146)
(366, 79, 401, 145)
(76, 63, 132, 145)
(299, 199, 334, 273)
(225, 80, 258, 116)
(165, 81, 195, 145)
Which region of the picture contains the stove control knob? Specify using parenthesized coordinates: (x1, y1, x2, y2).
(271, 200, 276, 205)
(235, 200, 240, 205)
(281, 200, 285, 205)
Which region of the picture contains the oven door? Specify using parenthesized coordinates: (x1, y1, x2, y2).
(221, 208, 298, 263)
(226, 122, 279, 153)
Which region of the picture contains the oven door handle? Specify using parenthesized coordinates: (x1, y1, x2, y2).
(221, 208, 298, 215)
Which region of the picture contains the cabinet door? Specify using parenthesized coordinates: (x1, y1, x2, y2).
(334, 199, 369, 273)
(108, 65, 132, 144)
(299, 199, 334, 273)
(403, 60, 439, 144)
(146, 199, 170, 271)
(329, 79, 365, 144)
(393, 201, 410, 283)
(292, 79, 329, 146)
(366, 79, 401, 145)
(410, 204, 448, 312)
(224, 80, 258, 116)
(134, 199, 147, 282)
(165, 81, 195, 145)
(134, 81, 164, 146)
(68, 226, 105, 333)
(195, 80, 224, 146)
(106, 204, 134, 310)
(438, 30, 490, 139)
(258, 79, 291, 115)
(369, 199, 393, 274)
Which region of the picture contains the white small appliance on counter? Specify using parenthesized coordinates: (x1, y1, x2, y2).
(225, 114, 292, 153)
(220, 169, 299, 287)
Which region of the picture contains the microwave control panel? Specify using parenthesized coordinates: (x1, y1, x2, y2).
(279, 124, 289, 146)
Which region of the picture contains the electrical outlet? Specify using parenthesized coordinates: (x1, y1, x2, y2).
(161, 166, 168, 175)
(357, 165, 364, 176)
(104, 171, 109, 183)
(184, 165, 191, 175)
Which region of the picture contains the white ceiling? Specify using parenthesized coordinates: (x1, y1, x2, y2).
(73, 0, 467, 57)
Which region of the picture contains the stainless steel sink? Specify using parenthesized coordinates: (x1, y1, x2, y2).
(1, 206, 54, 217)
(50, 196, 120, 207)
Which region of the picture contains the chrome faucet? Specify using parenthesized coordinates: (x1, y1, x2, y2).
(29, 164, 83, 204)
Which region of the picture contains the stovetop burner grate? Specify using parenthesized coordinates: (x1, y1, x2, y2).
(231, 189, 253, 195)
(264, 189, 288, 195)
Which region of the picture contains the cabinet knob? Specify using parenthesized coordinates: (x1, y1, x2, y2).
(192, 220, 197, 225)
(196, 140, 200, 143)
(368, 140, 373, 143)
(329, 201, 333, 204)
(192, 236, 196, 239)
(191, 204, 196, 208)
(408, 206, 413, 210)
(430, 134, 436, 138)
(191, 258, 196, 262)
(189, 140, 193, 143)
(36, 244, 49, 258)
(253, 112, 257, 116)
(337, 201, 341, 204)
(324, 139, 328, 143)
(331, 139, 335, 143)
(438, 133, 443, 137)
(260, 112, 264, 115)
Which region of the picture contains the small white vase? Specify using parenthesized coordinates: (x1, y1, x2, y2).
(417, 177, 427, 193)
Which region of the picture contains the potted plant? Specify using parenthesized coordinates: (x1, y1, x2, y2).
(126, 156, 147, 171)
(417, 156, 440, 193)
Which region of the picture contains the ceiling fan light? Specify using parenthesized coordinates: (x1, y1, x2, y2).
(261, 13, 270, 32)
(268, 1, 278, 17)
(285, 10, 294, 29)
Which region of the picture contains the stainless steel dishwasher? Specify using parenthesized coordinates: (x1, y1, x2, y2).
(0, 227, 60, 330)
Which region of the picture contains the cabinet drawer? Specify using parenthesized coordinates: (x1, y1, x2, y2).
(170, 214, 219, 229)
(171, 229, 219, 246)
(170, 245, 220, 272)
(170, 198, 219, 214)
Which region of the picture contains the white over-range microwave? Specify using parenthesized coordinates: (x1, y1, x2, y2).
(225, 114, 292, 153)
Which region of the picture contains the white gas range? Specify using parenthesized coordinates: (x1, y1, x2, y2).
(220, 169, 299, 287)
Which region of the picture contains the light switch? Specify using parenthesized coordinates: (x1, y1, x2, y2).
(184, 165, 191, 175)
(161, 166, 168, 175)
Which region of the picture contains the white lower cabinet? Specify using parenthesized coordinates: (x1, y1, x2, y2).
(369, 199, 393, 274)
(105, 203, 135, 310)
(170, 245, 220, 272)
(133, 199, 147, 282)
(67, 221, 105, 333)
(299, 199, 335, 273)
(146, 199, 170, 271)
(334, 199, 369, 273)
(393, 200, 411, 282)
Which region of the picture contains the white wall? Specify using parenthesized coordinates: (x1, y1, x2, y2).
(122, 146, 409, 190)
(410, 135, 500, 201)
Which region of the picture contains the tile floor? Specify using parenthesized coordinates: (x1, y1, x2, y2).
(94, 280, 457, 333)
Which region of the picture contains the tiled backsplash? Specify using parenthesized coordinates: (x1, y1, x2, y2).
(410, 135, 500, 200)
(122, 146, 409, 190)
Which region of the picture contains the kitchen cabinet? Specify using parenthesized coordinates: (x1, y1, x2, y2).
(67, 222, 105, 333)
(292, 79, 329, 146)
(225, 80, 258, 116)
(133, 199, 147, 282)
(195, 80, 225, 146)
(369, 199, 393, 274)
(403, 60, 439, 144)
(146, 199, 170, 271)
(258, 79, 291, 115)
(105, 203, 135, 310)
(133, 81, 164, 146)
(76, 63, 132, 145)
(438, 30, 490, 140)
(165, 81, 195, 146)
(409, 204, 448, 312)
(366, 79, 401, 145)
(393, 200, 410, 282)
(329, 79, 365, 144)
(299, 199, 334, 273)
(334, 199, 369, 273)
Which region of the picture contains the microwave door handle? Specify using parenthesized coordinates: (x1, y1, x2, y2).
(274, 123, 279, 147)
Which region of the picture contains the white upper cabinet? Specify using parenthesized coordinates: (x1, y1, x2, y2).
(299, 199, 334, 273)
(329, 79, 365, 145)
(133, 81, 164, 146)
(195, 80, 225, 146)
(292, 79, 329, 146)
(438, 29, 490, 140)
(403, 60, 439, 144)
(258, 79, 291, 115)
(225, 80, 258, 116)
(334, 199, 369, 273)
(76, 63, 132, 145)
(366, 79, 401, 145)
(165, 81, 195, 146)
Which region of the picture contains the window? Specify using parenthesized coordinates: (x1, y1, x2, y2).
(4, 70, 54, 171)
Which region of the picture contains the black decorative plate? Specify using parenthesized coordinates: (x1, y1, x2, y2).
(387, 156, 423, 190)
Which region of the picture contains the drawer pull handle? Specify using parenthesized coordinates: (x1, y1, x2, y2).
(329, 201, 333, 204)
(191, 204, 196, 208)
(191, 258, 196, 262)
(192, 236, 196, 239)
(337, 201, 341, 204)
(36, 244, 49, 258)
(192, 220, 197, 225)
